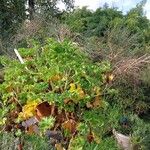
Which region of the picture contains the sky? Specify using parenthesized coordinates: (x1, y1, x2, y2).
(59, 0, 150, 19)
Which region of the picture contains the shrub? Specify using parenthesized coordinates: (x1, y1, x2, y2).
(0, 39, 118, 149)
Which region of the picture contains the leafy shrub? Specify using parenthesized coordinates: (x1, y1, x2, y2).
(0, 39, 119, 149)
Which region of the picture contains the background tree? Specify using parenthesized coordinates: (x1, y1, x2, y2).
(64, 6, 123, 37)
(125, 0, 150, 45)
(0, 0, 26, 41)
(63, 7, 92, 33)
(0, 0, 74, 42)
(28, 0, 35, 20)
(64, 1, 149, 45)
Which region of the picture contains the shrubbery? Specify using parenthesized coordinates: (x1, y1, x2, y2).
(0, 39, 120, 149)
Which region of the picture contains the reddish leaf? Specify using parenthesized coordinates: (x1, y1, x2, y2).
(55, 109, 66, 125)
(36, 102, 51, 119)
(87, 131, 94, 143)
(17, 144, 23, 150)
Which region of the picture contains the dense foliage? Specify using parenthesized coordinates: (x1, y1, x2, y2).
(0, 0, 150, 149)
(0, 0, 74, 42)
(0, 39, 119, 149)
(63, 0, 150, 45)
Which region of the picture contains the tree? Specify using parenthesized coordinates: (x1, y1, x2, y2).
(28, 0, 74, 19)
(65, 6, 123, 37)
(63, 7, 92, 33)
(87, 7, 123, 37)
(0, 0, 74, 42)
(0, 0, 26, 40)
(125, 0, 150, 45)
(29, 0, 35, 20)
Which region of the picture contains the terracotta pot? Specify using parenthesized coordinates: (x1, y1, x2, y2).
(113, 129, 133, 150)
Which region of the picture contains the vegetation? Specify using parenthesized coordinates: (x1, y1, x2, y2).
(0, 0, 150, 150)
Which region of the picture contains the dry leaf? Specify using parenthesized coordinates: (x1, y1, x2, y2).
(86, 102, 93, 108)
(56, 109, 66, 125)
(87, 131, 94, 143)
(50, 74, 62, 82)
(27, 124, 39, 134)
(36, 101, 51, 119)
(92, 96, 102, 108)
(50, 105, 58, 117)
(108, 74, 114, 82)
(87, 131, 101, 144)
(64, 99, 74, 105)
(93, 132, 101, 144)
(55, 143, 65, 150)
(17, 144, 23, 150)
(104, 72, 114, 83)
(62, 119, 77, 134)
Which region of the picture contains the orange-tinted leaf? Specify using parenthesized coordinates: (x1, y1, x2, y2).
(92, 96, 102, 108)
(62, 119, 77, 134)
(64, 99, 74, 105)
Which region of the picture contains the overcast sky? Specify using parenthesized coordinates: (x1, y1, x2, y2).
(59, 0, 150, 19)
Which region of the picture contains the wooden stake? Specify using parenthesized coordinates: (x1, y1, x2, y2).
(14, 49, 24, 64)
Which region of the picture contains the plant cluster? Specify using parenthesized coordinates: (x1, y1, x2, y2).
(0, 1, 150, 149)
(0, 39, 119, 149)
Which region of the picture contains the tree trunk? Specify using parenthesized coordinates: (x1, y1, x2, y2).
(29, 0, 35, 20)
